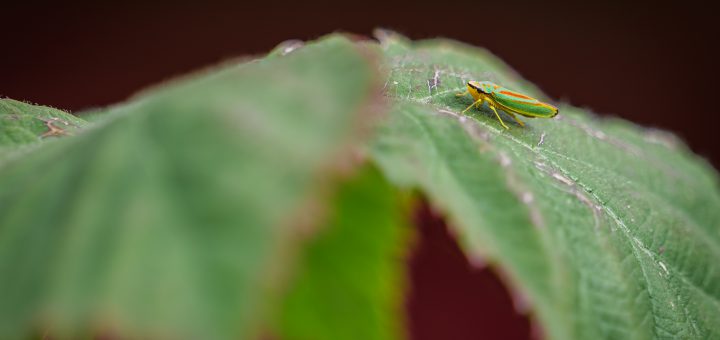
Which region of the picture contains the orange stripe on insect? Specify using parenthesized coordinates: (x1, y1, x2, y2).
(499, 99, 545, 107)
(499, 90, 534, 100)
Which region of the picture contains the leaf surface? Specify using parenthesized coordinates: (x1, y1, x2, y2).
(371, 31, 720, 339)
(275, 166, 410, 340)
(0, 99, 87, 160)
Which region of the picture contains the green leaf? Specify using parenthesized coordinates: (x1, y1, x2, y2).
(371, 30, 720, 339)
(0, 35, 388, 339)
(0, 99, 87, 159)
(0, 99, 87, 146)
(4, 28, 719, 340)
(274, 165, 410, 340)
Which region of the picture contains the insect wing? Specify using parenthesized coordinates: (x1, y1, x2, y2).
(490, 88, 558, 118)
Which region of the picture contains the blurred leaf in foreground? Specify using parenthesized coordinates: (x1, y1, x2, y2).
(0, 35, 390, 339)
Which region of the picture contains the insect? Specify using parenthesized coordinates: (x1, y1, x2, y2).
(456, 81, 558, 129)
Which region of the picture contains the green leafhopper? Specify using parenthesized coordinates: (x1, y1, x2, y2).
(456, 81, 558, 129)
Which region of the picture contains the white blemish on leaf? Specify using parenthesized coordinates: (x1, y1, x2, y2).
(643, 128, 680, 150)
(276, 40, 304, 56)
(519, 191, 544, 228)
(552, 173, 575, 186)
(436, 109, 458, 117)
(426, 69, 441, 96)
(537, 132, 546, 148)
(534, 161, 548, 172)
(499, 152, 512, 167)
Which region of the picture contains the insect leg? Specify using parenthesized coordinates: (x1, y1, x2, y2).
(506, 111, 525, 127)
(488, 104, 510, 129)
(462, 98, 483, 114)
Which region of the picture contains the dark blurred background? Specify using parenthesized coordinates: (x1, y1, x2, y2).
(2, 1, 717, 339)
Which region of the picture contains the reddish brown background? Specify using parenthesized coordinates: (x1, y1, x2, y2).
(2, 2, 718, 339)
